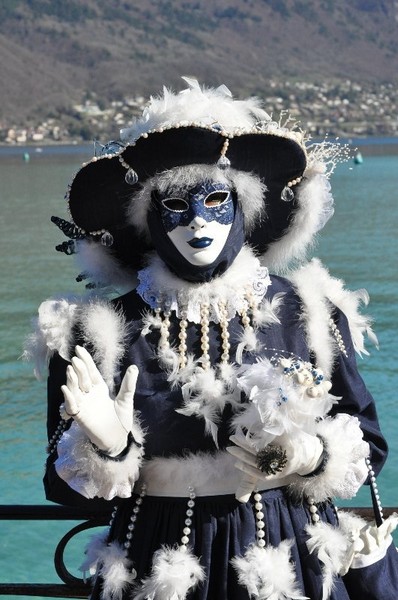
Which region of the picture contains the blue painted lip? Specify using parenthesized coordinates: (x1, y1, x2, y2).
(188, 237, 213, 248)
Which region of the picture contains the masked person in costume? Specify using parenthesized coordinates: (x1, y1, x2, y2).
(26, 78, 397, 600)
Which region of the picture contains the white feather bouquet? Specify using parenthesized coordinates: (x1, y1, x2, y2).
(230, 355, 339, 502)
(233, 355, 337, 446)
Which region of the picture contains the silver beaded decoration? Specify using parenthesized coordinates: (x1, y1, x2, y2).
(47, 418, 68, 455)
(216, 139, 231, 170)
(366, 457, 384, 522)
(125, 169, 139, 185)
(253, 492, 266, 548)
(281, 185, 295, 202)
(118, 155, 139, 185)
(123, 484, 147, 580)
(100, 231, 114, 247)
(181, 486, 196, 551)
(329, 319, 348, 357)
(109, 505, 118, 528)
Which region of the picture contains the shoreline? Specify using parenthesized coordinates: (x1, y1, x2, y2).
(1, 136, 398, 159)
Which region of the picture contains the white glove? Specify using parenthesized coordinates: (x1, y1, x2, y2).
(60, 345, 138, 457)
(227, 430, 324, 503)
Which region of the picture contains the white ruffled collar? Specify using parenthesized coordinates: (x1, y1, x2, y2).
(136, 246, 271, 324)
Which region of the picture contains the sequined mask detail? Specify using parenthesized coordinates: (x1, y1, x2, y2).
(153, 181, 235, 233)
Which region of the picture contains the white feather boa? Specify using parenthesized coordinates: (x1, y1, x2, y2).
(289, 259, 378, 374)
(232, 540, 307, 600)
(262, 171, 334, 274)
(23, 296, 128, 395)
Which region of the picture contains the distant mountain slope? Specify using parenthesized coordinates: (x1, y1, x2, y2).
(0, 0, 397, 125)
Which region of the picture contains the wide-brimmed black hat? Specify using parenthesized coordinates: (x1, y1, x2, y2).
(55, 79, 340, 277)
(67, 123, 306, 255)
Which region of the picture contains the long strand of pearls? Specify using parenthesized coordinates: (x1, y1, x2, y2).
(158, 309, 171, 356)
(218, 300, 231, 365)
(178, 309, 188, 369)
(181, 486, 196, 551)
(200, 302, 210, 371)
(306, 496, 321, 525)
(245, 290, 259, 325)
(253, 492, 266, 548)
(240, 305, 252, 335)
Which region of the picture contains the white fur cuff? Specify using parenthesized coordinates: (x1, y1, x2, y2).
(55, 421, 145, 500)
(288, 414, 369, 503)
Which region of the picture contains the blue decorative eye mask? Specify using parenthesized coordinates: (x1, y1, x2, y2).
(152, 180, 235, 233)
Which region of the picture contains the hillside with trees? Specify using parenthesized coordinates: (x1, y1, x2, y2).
(1, 0, 397, 142)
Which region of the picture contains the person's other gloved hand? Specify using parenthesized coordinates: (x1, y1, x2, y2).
(227, 430, 324, 503)
(60, 345, 138, 457)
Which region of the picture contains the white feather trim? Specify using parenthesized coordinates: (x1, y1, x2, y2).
(120, 78, 274, 145)
(55, 421, 145, 500)
(23, 298, 79, 378)
(78, 301, 128, 395)
(97, 540, 135, 600)
(133, 545, 205, 600)
(177, 366, 241, 445)
(305, 521, 352, 600)
(231, 540, 307, 600)
(236, 327, 259, 365)
(288, 262, 337, 377)
(136, 451, 241, 497)
(75, 239, 137, 293)
(167, 354, 197, 390)
(24, 296, 129, 395)
(79, 529, 109, 580)
(262, 172, 334, 273)
(141, 310, 163, 336)
(252, 293, 283, 328)
(290, 259, 377, 363)
(311, 259, 378, 356)
(288, 414, 369, 503)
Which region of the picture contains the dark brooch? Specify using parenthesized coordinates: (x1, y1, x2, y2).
(256, 445, 288, 476)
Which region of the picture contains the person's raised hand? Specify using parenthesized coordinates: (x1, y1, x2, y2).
(60, 345, 138, 457)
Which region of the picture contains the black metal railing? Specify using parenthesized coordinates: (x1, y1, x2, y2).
(0, 504, 396, 598)
(0, 504, 111, 598)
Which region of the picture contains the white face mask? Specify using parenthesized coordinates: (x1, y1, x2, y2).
(167, 216, 233, 266)
(155, 181, 235, 266)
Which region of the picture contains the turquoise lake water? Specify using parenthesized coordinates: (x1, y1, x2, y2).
(0, 145, 397, 596)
